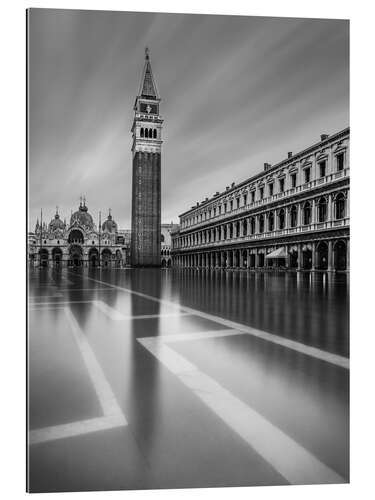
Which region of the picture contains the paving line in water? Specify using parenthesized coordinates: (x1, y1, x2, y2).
(78, 272, 349, 370)
(29, 307, 127, 446)
(138, 335, 346, 485)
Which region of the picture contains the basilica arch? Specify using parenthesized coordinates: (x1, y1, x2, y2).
(69, 244, 83, 267)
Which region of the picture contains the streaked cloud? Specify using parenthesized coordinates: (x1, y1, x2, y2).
(28, 9, 349, 229)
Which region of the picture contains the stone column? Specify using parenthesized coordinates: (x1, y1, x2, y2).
(328, 241, 334, 271)
(297, 243, 303, 271)
(286, 247, 291, 269)
(328, 194, 333, 223)
(239, 250, 244, 268)
(246, 249, 251, 268)
(311, 242, 316, 271)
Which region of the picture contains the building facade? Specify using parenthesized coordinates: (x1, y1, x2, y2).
(131, 48, 163, 266)
(171, 128, 349, 272)
(161, 223, 179, 267)
(28, 199, 129, 268)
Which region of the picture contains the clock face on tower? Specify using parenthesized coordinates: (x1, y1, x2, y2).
(140, 102, 158, 114)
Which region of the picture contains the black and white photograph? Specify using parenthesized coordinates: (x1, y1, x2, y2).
(26, 6, 350, 494)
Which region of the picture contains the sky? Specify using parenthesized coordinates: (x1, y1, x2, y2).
(28, 9, 349, 230)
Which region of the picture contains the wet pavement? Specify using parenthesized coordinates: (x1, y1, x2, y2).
(27, 267, 349, 492)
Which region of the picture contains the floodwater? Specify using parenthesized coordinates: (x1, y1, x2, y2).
(28, 268, 349, 493)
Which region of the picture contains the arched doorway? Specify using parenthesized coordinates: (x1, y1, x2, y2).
(68, 229, 84, 244)
(101, 248, 112, 267)
(303, 247, 312, 270)
(334, 240, 347, 270)
(52, 247, 63, 268)
(316, 242, 328, 270)
(258, 253, 265, 268)
(249, 254, 255, 268)
(88, 248, 99, 268)
(115, 250, 122, 268)
(69, 245, 83, 267)
(242, 250, 247, 267)
(161, 259, 166, 267)
(39, 248, 49, 267)
(289, 250, 298, 268)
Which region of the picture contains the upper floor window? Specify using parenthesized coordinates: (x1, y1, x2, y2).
(259, 214, 264, 233)
(153, 129, 157, 139)
(224, 203, 227, 212)
(335, 193, 346, 219)
(269, 183, 274, 196)
(336, 152, 344, 171)
(140, 128, 144, 138)
(303, 201, 312, 225)
(304, 168, 311, 184)
(278, 209, 285, 229)
(268, 212, 274, 231)
(259, 187, 264, 200)
(291, 173, 297, 188)
(230, 200, 233, 211)
(317, 197, 327, 222)
(243, 194, 247, 206)
(290, 205, 298, 227)
(218, 205, 222, 214)
(319, 160, 326, 178)
(250, 217, 255, 234)
(251, 191, 255, 203)
(279, 178, 285, 193)
(236, 198, 240, 209)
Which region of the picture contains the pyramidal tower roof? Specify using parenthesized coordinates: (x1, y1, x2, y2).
(138, 47, 159, 99)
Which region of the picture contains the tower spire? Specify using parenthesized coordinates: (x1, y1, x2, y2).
(138, 48, 159, 99)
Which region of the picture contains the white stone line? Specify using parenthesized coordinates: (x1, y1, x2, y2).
(29, 308, 127, 446)
(141, 329, 242, 343)
(80, 273, 349, 370)
(64, 308, 126, 418)
(138, 337, 345, 485)
(29, 415, 126, 446)
(92, 300, 127, 320)
(29, 300, 92, 306)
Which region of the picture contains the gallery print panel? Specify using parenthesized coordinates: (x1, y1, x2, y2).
(27, 8, 349, 493)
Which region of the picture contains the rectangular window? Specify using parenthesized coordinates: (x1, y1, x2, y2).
(304, 168, 310, 183)
(269, 183, 274, 196)
(219, 205, 222, 214)
(224, 203, 227, 212)
(259, 187, 264, 200)
(243, 194, 247, 206)
(230, 200, 233, 211)
(319, 160, 326, 178)
(336, 153, 344, 171)
(279, 178, 285, 192)
(291, 173, 297, 188)
(251, 191, 255, 203)
(236, 198, 240, 209)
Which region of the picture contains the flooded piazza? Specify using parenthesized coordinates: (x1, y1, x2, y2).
(28, 267, 349, 492)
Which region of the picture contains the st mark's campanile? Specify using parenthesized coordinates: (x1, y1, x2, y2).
(131, 48, 163, 267)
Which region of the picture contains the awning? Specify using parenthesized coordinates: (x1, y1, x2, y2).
(265, 247, 287, 259)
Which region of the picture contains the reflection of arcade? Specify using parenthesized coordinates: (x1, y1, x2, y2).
(88, 247, 99, 268)
(69, 244, 83, 267)
(52, 247, 63, 267)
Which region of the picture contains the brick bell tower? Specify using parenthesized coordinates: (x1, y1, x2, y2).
(131, 48, 163, 267)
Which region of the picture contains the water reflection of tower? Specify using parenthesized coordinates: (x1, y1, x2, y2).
(129, 270, 161, 452)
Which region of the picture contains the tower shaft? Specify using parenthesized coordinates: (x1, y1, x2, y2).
(131, 50, 163, 267)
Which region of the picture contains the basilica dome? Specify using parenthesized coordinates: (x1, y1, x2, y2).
(70, 200, 95, 231)
(102, 210, 118, 233)
(49, 209, 65, 232)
